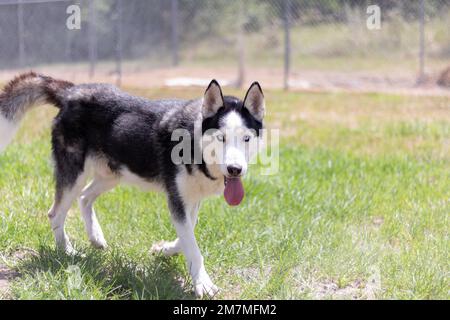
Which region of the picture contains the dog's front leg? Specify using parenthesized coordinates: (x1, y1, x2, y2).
(151, 202, 199, 256)
(168, 195, 218, 298)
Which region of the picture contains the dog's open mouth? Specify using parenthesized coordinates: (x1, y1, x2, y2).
(224, 176, 244, 206)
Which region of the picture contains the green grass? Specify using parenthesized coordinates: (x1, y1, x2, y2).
(0, 87, 449, 299)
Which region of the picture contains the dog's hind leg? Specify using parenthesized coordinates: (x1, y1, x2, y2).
(48, 173, 87, 255)
(48, 131, 87, 255)
(79, 176, 118, 249)
(150, 202, 200, 256)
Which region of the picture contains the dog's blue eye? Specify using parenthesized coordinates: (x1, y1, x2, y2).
(217, 134, 225, 142)
(243, 135, 251, 142)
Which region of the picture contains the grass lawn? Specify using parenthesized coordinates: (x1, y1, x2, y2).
(0, 86, 449, 299)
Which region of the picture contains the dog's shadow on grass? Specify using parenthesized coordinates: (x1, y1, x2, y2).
(16, 245, 195, 299)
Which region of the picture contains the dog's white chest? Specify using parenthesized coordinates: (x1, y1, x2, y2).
(177, 168, 224, 203)
(119, 168, 165, 192)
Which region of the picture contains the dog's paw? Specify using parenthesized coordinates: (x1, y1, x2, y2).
(64, 245, 79, 256)
(58, 243, 84, 257)
(193, 272, 219, 299)
(150, 241, 165, 254)
(150, 240, 181, 256)
(56, 237, 79, 256)
(90, 236, 108, 250)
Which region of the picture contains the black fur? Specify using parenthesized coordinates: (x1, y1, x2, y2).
(201, 96, 263, 136)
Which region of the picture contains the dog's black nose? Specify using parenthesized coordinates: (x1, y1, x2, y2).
(227, 165, 242, 177)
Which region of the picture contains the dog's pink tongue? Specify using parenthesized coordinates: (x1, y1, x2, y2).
(224, 177, 244, 206)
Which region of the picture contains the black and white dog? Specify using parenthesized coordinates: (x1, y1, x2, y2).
(0, 72, 265, 297)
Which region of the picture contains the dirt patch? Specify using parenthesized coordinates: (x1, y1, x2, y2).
(221, 266, 272, 299)
(0, 248, 37, 298)
(293, 266, 382, 300)
(0, 264, 19, 298)
(309, 279, 370, 300)
(1, 65, 449, 97)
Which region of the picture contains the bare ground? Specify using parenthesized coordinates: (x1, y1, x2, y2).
(0, 264, 18, 298)
(0, 65, 449, 96)
(0, 249, 37, 299)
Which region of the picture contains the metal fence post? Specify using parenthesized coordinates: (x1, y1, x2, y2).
(88, 0, 97, 79)
(115, 0, 123, 87)
(17, 0, 25, 67)
(236, 1, 245, 88)
(171, 0, 179, 67)
(283, 0, 291, 90)
(418, 0, 425, 83)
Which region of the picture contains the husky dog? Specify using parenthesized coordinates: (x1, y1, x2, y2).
(0, 72, 265, 297)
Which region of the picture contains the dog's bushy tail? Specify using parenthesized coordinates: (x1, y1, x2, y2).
(0, 72, 73, 151)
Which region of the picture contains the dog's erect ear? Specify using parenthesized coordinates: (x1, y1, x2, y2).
(243, 82, 265, 122)
(202, 79, 224, 118)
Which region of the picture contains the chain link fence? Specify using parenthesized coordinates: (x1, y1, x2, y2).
(0, 0, 449, 92)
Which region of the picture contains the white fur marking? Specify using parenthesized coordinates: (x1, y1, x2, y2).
(222, 111, 243, 130)
(177, 167, 224, 203)
(217, 111, 257, 176)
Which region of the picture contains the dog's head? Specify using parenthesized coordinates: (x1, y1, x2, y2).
(201, 80, 265, 206)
